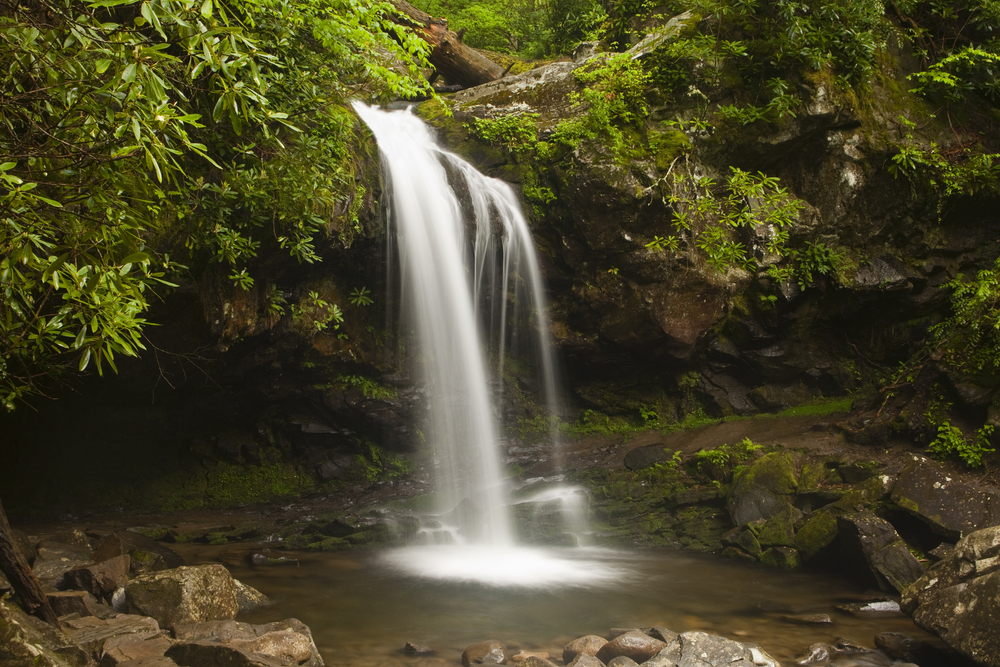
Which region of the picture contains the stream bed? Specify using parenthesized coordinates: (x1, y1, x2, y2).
(171, 542, 938, 666)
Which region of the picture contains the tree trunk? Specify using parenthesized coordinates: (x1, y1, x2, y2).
(388, 0, 505, 88)
(0, 497, 60, 627)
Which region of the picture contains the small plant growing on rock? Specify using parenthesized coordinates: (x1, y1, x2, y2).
(927, 421, 995, 468)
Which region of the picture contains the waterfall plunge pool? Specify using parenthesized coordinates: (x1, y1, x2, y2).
(172, 541, 938, 667)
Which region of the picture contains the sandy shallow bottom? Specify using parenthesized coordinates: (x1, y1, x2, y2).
(172, 542, 940, 667)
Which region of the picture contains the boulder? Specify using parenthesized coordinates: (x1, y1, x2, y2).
(517, 657, 559, 667)
(891, 458, 1000, 540)
(595, 630, 666, 664)
(462, 640, 507, 666)
(511, 651, 551, 663)
(837, 512, 924, 593)
(101, 634, 175, 667)
(126, 565, 239, 629)
(645, 627, 677, 643)
(32, 542, 93, 586)
(403, 642, 433, 655)
(564, 635, 608, 664)
(643, 631, 778, 666)
(623, 445, 673, 471)
(170, 618, 323, 667)
(46, 590, 101, 618)
(62, 613, 162, 659)
(62, 554, 131, 599)
(567, 655, 605, 667)
(607, 658, 638, 667)
(759, 547, 801, 569)
(233, 579, 268, 613)
(726, 452, 798, 526)
(901, 525, 1000, 666)
(93, 534, 125, 563)
(0, 597, 81, 667)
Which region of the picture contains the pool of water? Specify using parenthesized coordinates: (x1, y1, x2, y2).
(172, 543, 938, 666)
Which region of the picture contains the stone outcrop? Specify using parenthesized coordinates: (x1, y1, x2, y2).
(837, 511, 925, 593)
(901, 525, 1000, 666)
(891, 458, 1000, 540)
(125, 565, 243, 629)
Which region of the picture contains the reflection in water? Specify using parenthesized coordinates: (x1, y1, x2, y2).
(173, 543, 939, 667)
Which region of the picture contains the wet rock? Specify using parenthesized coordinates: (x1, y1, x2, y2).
(834, 600, 902, 616)
(623, 444, 673, 471)
(101, 634, 175, 667)
(759, 546, 801, 569)
(462, 640, 508, 666)
(607, 657, 638, 667)
(171, 618, 323, 667)
(874, 631, 960, 665)
(47, 529, 92, 551)
(567, 655, 605, 667)
(47, 590, 101, 618)
(62, 613, 162, 659)
(233, 579, 268, 613)
(901, 525, 1000, 666)
(837, 512, 924, 593)
(890, 458, 1000, 540)
(727, 452, 799, 526)
(596, 629, 666, 664)
(748, 506, 801, 548)
(927, 543, 953, 562)
(795, 642, 831, 665)
(93, 534, 125, 563)
(404, 642, 434, 655)
(0, 597, 81, 667)
(126, 564, 239, 629)
(661, 631, 779, 667)
(33, 542, 93, 586)
(517, 657, 559, 667)
(118, 532, 185, 575)
(511, 650, 551, 663)
(645, 626, 677, 643)
(782, 613, 832, 624)
(793, 510, 839, 560)
(251, 552, 299, 567)
(564, 635, 608, 664)
(62, 554, 131, 599)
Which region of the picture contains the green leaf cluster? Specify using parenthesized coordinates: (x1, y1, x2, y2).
(0, 0, 431, 409)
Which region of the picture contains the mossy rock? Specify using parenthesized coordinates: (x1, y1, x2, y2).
(759, 546, 801, 569)
(311, 537, 350, 551)
(748, 507, 800, 547)
(727, 452, 799, 526)
(794, 510, 840, 559)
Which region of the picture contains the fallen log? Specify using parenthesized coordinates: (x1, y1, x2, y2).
(388, 0, 505, 88)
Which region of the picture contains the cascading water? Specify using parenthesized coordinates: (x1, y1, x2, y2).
(354, 102, 621, 586)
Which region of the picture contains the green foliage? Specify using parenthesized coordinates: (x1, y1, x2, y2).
(465, 114, 539, 152)
(356, 441, 411, 483)
(545, 53, 651, 163)
(0, 0, 431, 409)
(646, 161, 803, 274)
(928, 259, 1000, 374)
(927, 421, 996, 467)
(337, 374, 397, 400)
(350, 286, 374, 306)
(291, 291, 343, 332)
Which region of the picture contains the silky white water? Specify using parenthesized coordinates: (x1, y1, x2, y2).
(354, 102, 611, 585)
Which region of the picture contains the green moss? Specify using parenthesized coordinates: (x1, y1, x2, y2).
(794, 510, 839, 559)
(748, 507, 798, 547)
(651, 129, 691, 170)
(775, 396, 853, 418)
(759, 546, 801, 569)
(731, 452, 799, 496)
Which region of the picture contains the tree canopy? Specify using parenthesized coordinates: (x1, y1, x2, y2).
(0, 0, 431, 410)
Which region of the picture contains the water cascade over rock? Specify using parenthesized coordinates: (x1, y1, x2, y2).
(353, 102, 617, 586)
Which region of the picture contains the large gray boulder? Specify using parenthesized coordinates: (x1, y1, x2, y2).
(642, 631, 778, 667)
(901, 525, 1000, 666)
(170, 619, 323, 667)
(837, 512, 925, 593)
(891, 458, 1000, 539)
(726, 452, 799, 526)
(126, 565, 239, 629)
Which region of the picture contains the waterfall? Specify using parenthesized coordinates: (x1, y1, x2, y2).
(356, 103, 615, 586)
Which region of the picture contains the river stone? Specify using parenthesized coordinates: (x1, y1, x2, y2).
(645, 627, 677, 643)
(837, 512, 924, 593)
(517, 657, 559, 667)
(47, 590, 101, 618)
(462, 640, 507, 666)
(890, 458, 1000, 540)
(564, 635, 608, 664)
(727, 452, 798, 526)
(568, 655, 605, 667)
(62, 554, 131, 599)
(672, 631, 777, 667)
(233, 579, 268, 613)
(93, 534, 125, 563)
(607, 657, 638, 667)
(33, 542, 94, 585)
(404, 642, 433, 655)
(126, 564, 238, 629)
(118, 532, 184, 575)
(901, 525, 1000, 666)
(511, 650, 551, 662)
(623, 444, 673, 471)
(596, 630, 666, 664)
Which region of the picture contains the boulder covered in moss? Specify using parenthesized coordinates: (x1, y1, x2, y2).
(726, 452, 799, 526)
(126, 564, 239, 630)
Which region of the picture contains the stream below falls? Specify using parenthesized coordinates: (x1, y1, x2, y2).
(171, 542, 939, 666)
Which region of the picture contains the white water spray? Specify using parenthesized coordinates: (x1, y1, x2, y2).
(355, 103, 616, 586)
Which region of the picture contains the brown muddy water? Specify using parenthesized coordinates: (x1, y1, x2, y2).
(171, 543, 938, 666)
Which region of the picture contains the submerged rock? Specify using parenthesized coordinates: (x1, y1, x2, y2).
(462, 640, 508, 666)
